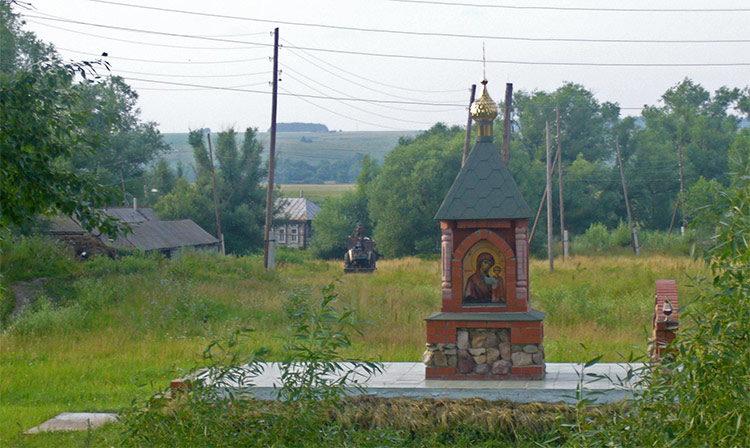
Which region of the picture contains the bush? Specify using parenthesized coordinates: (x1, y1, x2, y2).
(572, 222, 610, 253)
(121, 282, 383, 447)
(0, 232, 78, 282)
(8, 296, 85, 336)
(570, 222, 695, 256)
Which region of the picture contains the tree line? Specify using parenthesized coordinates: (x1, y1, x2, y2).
(3, 2, 748, 259)
(310, 81, 750, 259)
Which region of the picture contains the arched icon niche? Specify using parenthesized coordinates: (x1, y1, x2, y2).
(462, 240, 506, 305)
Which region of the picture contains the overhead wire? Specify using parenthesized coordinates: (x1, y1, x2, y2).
(130, 81, 270, 91)
(25, 14, 750, 67)
(25, 15, 270, 48)
(283, 44, 466, 102)
(280, 65, 466, 114)
(279, 86, 431, 131)
(283, 41, 465, 94)
(57, 48, 271, 65)
(86, 0, 750, 44)
(281, 70, 443, 125)
(116, 77, 468, 107)
(111, 68, 270, 79)
(385, 0, 750, 13)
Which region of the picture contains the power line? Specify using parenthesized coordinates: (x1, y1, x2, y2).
(25, 15, 270, 49)
(386, 0, 750, 13)
(58, 48, 270, 65)
(281, 65, 465, 113)
(282, 71, 441, 125)
(130, 81, 269, 92)
(120, 76, 466, 107)
(112, 68, 270, 79)
(278, 86, 422, 131)
(284, 43, 466, 100)
(27, 14, 750, 67)
(86, 0, 750, 44)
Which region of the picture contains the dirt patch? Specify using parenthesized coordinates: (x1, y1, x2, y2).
(9, 277, 50, 319)
(58, 234, 116, 260)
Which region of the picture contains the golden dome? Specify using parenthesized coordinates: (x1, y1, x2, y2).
(470, 78, 498, 122)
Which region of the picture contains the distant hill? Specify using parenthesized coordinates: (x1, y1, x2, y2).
(161, 130, 420, 183)
(273, 122, 330, 133)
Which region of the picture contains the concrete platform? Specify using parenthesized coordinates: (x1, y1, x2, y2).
(25, 412, 118, 434)
(195, 362, 642, 404)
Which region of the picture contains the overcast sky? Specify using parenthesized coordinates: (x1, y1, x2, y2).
(18, 0, 750, 133)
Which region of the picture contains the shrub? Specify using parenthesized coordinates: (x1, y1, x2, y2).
(8, 296, 85, 336)
(0, 232, 78, 282)
(120, 282, 383, 447)
(572, 222, 610, 253)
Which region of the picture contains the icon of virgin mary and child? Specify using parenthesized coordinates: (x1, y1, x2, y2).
(463, 252, 505, 304)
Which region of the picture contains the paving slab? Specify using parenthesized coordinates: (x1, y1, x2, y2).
(191, 362, 643, 404)
(25, 412, 118, 434)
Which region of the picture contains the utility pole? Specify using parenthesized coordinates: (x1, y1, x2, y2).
(668, 145, 686, 236)
(461, 84, 477, 167)
(556, 108, 566, 261)
(546, 121, 554, 272)
(502, 83, 513, 166)
(616, 137, 639, 255)
(264, 27, 279, 270)
(678, 145, 686, 233)
(206, 130, 225, 255)
(529, 142, 561, 245)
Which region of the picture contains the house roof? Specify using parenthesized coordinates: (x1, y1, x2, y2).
(48, 216, 86, 234)
(103, 207, 159, 223)
(277, 197, 320, 221)
(104, 219, 219, 251)
(434, 140, 532, 221)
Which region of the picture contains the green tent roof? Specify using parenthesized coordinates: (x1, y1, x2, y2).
(434, 140, 532, 221)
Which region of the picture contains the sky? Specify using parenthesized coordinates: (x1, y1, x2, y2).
(16, 0, 750, 133)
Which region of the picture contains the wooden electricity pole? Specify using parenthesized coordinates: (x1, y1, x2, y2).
(678, 145, 687, 231)
(668, 145, 686, 236)
(502, 83, 513, 166)
(461, 84, 477, 167)
(556, 108, 566, 261)
(263, 27, 279, 270)
(616, 137, 639, 255)
(546, 121, 554, 272)
(529, 142, 561, 245)
(206, 131, 225, 255)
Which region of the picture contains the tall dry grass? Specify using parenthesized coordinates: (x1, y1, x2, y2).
(1, 247, 706, 446)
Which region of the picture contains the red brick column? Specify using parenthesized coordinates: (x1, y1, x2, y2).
(441, 227, 453, 301)
(651, 280, 679, 359)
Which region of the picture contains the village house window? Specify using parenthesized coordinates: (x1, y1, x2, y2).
(290, 226, 298, 242)
(277, 226, 286, 242)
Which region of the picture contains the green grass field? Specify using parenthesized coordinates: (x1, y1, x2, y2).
(162, 130, 418, 181)
(278, 183, 355, 203)
(0, 242, 707, 446)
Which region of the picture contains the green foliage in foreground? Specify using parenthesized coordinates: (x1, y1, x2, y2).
(567, 184, 750, 447)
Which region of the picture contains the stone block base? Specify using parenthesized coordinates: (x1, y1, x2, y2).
(424, 311, 545, 380)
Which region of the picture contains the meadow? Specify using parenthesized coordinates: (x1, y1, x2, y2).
(0, 237, 707, 446)
(162, 130, 418, 181)
(278, 183, 355, 203)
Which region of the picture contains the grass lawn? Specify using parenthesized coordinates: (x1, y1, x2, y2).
(0, 248, 706, 446)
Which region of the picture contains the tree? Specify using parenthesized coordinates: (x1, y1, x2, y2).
(368, 124, 464, 257)
(156, 127, 267, 254)
(309, 155, 379, 259)
(0, 4, 120, 234)
(626, 79, 747, 229)
(70, 76, 170, 203)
